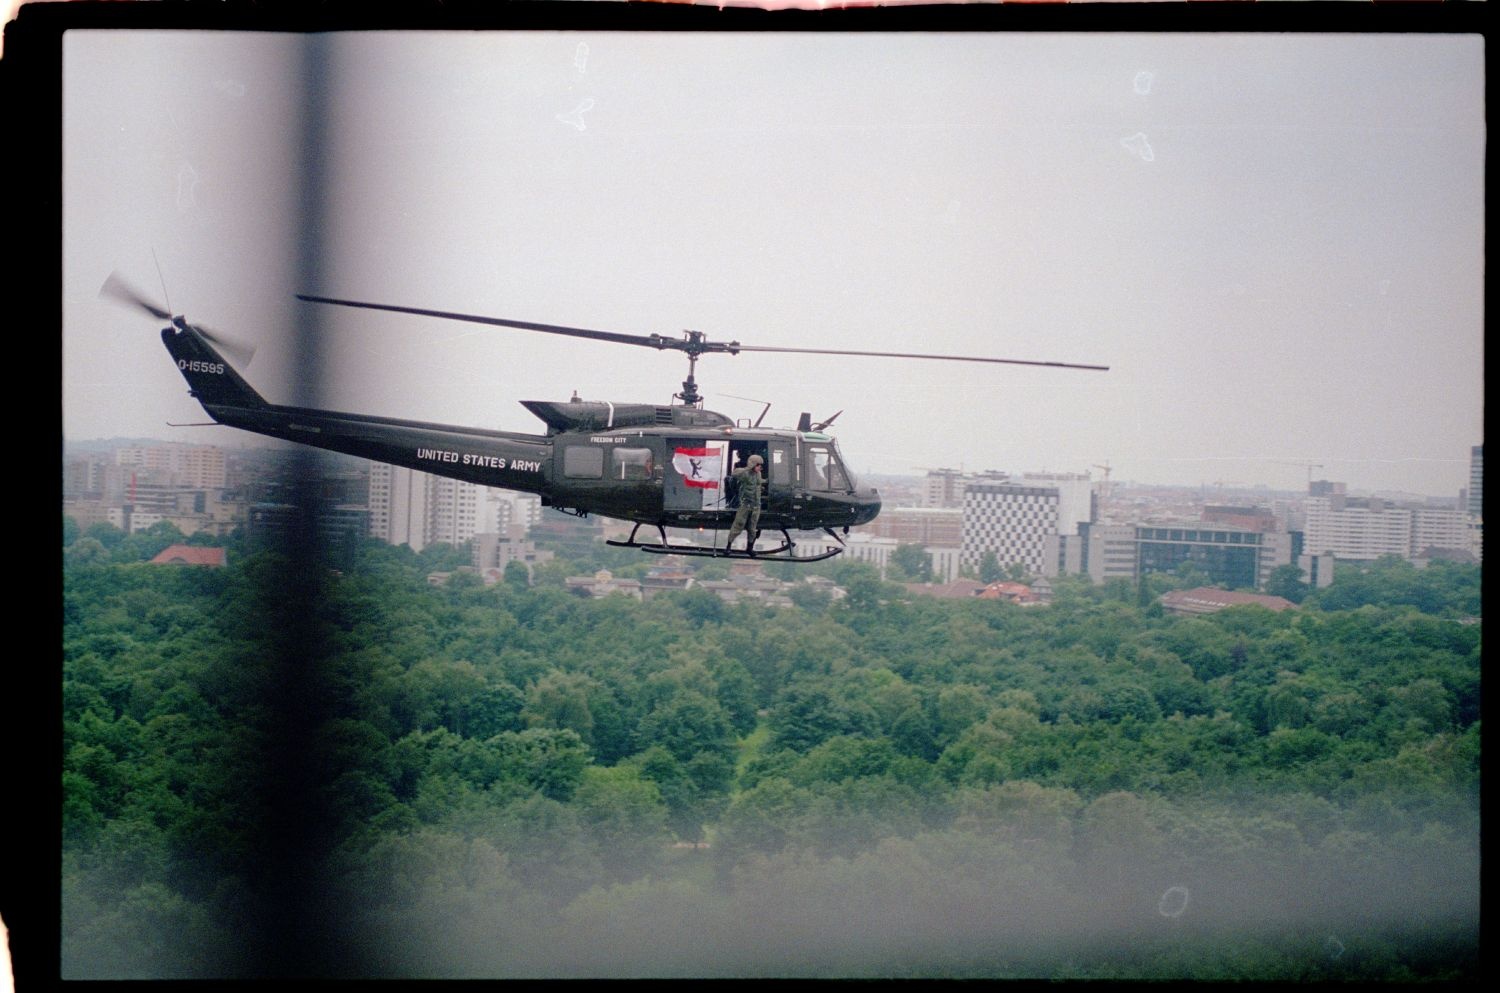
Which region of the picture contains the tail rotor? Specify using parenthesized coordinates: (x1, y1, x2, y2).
(100, 271, 258, 367)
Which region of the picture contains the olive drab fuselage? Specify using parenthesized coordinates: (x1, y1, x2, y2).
(160, 321, 881, 539)
(538, 422, 877, 533)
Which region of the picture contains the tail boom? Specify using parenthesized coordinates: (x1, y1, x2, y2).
(163, 322, 554, 497)
(212, 403, 554, 496)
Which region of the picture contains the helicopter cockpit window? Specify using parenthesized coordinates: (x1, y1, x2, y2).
(563, 445, 605, 479)
(613, 447, 653, 481)
(805, 443, 850, 492)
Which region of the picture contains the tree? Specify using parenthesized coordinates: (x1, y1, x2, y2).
(978, 551, 1003, 584)
(415, 540, 475, 573)
(890, 706, 939, 761)
(572, 765, 670, 878)
(628, 745, 716, 840)
(1263, 563, 1309, 604)
(66, 537, 110, 567)
(770, 678, 879, 753)
(84, 521, 127, 550)
(495, 728, 589, 800)
(670, 588, 725, 626)
(935, 684, 988, 748)
(523, 672, 598, 746)
(638, 689, 734, 768)
(111, 521, 185, 564)
(503, 559, 531, 588)
(529, 558, 574, 589)
(887, 544, 932, 583)
(1172, 559, 1212, 589)
(466, 683, 527, 739)
(787, 582, 833, 613)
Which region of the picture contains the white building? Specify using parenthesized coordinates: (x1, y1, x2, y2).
(507, 493, 544, 531)
(922, 469, 969, 509)
(1044, 522, 1136, 582)
(115, 443, 227, 489)
(473, 530, 553, 581)
(368, 463, 516, 552)
(962, 473, 1093, 576)
(926, 546, 963, 584)
(921, 468, 1012, 509)
(1412, 506, 1472, 558)
(1305, 494, 1472, 562)
(1304, 496, 1412, 560)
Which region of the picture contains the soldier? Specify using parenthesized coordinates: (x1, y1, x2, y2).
(725, 453, 764, 553)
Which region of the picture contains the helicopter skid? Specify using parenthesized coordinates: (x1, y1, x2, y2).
(605, 524, 843, 562)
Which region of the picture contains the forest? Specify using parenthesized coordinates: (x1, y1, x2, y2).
(61, 517, 1480, 978)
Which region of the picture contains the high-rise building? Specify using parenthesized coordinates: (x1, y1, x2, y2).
(63, 453, 111, 497)
(921, 468, 1008, 509)
(962, 473, 1093, 575)
(1469, 445, 1483, 517)
(367, 463, 513, 551)
(1304, 493, 1472, 561)
(1412, 506, 1473, 558)
(922, 468, 969, 509)
(368, 462, 427, 549)
(1303, 495, 1411, 560)
(1045, 521, 1294, 590)
(115, 443, 227, 489)
(508, 493, 544, 531)
(246, 503, 370, 562)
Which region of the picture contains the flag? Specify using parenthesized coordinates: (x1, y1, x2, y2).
(672, 447, 722, 489)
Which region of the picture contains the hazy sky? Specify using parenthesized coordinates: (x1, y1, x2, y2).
(63, 30, 1484, 496)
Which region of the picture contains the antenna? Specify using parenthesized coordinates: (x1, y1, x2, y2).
(720, 393, 772, 427)
(151, 247, 173, 316)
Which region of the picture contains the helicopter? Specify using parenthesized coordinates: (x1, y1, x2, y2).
(103, 274, 1108, 561)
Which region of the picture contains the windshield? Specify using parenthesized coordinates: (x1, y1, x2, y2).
(805, 441, 856, 492)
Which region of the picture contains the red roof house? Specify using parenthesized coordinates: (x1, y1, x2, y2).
(149, 544, 227, 567)
(1160, 587, 1294, 616)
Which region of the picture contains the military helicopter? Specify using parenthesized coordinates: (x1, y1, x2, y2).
(104, 274, 1107, 561)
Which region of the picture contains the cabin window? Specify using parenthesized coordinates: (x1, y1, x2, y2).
(613, 447, 653, 480)
(770, 445, 791, 486)
(805, 444, 850, 492)
(563, 446, 604, 479)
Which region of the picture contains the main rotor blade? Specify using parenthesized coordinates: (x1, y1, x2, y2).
(297, 294, 672, 350)
(296, 293, 1106, 370)
(100, 272, 172, 320)
(734, 344, 1108, 372)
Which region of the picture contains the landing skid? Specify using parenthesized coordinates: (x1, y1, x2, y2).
(605, 523, 844, 562)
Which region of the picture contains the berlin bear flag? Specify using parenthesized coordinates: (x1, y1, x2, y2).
(672, 447, 722, 489)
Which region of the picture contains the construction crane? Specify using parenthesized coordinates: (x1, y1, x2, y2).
(1092, 462, 1113, 504)
(1275, 461, 1324, 489)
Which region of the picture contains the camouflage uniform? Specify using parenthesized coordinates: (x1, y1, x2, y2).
(725, 454, 764, 552)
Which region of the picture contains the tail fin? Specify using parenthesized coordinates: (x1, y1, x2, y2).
(162, 323, 267, 409)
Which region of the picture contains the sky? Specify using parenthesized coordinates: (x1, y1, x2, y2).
(62, 28, 1484, 497)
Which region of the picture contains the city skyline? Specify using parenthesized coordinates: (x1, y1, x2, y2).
(63, 30, 1483, 499)
(63, 432, 1477, 504)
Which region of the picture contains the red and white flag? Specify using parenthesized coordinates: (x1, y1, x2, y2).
(672, 447, 722, 489)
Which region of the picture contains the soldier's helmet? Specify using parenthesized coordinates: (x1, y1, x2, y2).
(748, 454, 764, 467)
